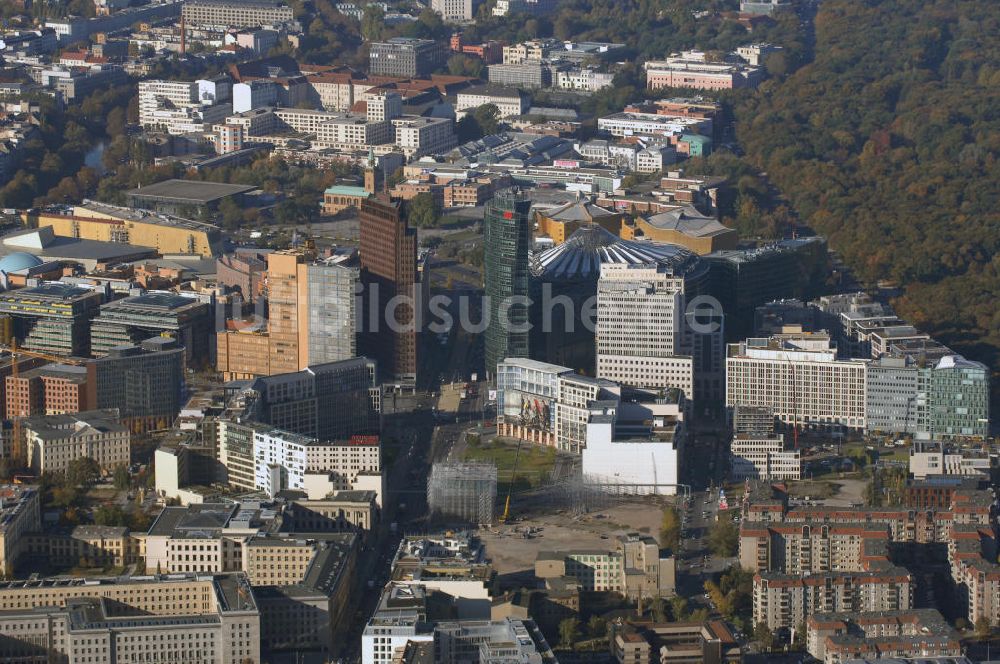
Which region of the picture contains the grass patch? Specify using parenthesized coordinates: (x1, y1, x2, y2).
(462, 436, 556, 492)
(442, 228, 481, 243)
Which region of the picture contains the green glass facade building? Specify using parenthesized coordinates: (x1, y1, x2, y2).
(929, 356, 989, 438)
(484, 189, 532, 374)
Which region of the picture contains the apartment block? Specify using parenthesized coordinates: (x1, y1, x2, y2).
(739, 481, 993, 630)
(806, 609, 961, 664)
(753, 569, 913, 631)
(138, 78, 233, 136)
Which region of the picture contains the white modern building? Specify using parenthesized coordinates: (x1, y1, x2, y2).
(254, 426, 311, 497)
(233, 79, 281, 113)
(139, 78, 233, 135)
(581, 398, 684, 495)
(362, 584, 435, 664)
(597, 112, 710, 139)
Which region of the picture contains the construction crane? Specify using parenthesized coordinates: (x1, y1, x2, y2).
(498, 438, 524, 524)
(3, 340, 85, 468)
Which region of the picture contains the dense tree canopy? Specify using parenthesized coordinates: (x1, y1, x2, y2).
(733, 0, 1000, 380)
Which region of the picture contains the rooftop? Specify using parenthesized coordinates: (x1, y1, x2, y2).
(641, 205, 733, 237)
(0, 484, 38, 532)
(0, 281, 97, 301)
(532, 225, 703, 282)
(71, 200, 221, 233)
(127, 179, 256, 204)
(100, 292, 207, 313)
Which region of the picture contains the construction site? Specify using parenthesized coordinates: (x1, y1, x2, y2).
(427, 461, 498, 526)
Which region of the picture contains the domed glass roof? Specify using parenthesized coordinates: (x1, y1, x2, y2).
(0, 252, 43, 273)
(531, 225, 703, 282)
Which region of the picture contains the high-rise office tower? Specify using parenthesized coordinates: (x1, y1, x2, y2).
(306, 262, 359, 365)
(217, 250, 361, 380)
(596, 262, 696, 400)
(359, 192, 418, 383)
(264, 251, 307, 376)
(484, 189, 532, 374)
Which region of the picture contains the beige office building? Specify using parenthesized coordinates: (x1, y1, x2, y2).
(0, 485, 41, 575)
(0, 573, 261, 664)
(24, 410, 130, 475)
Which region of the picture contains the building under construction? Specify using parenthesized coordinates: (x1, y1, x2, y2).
(427, 462, 498, 526)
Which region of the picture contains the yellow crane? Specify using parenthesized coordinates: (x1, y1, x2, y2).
(3, 340, 85, 468)
(498, 439, 524, 524)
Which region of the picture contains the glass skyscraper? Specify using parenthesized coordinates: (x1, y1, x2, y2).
(484, 189, 532, 374)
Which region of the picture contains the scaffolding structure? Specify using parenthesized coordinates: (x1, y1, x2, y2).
(427, 462, 498, 526)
